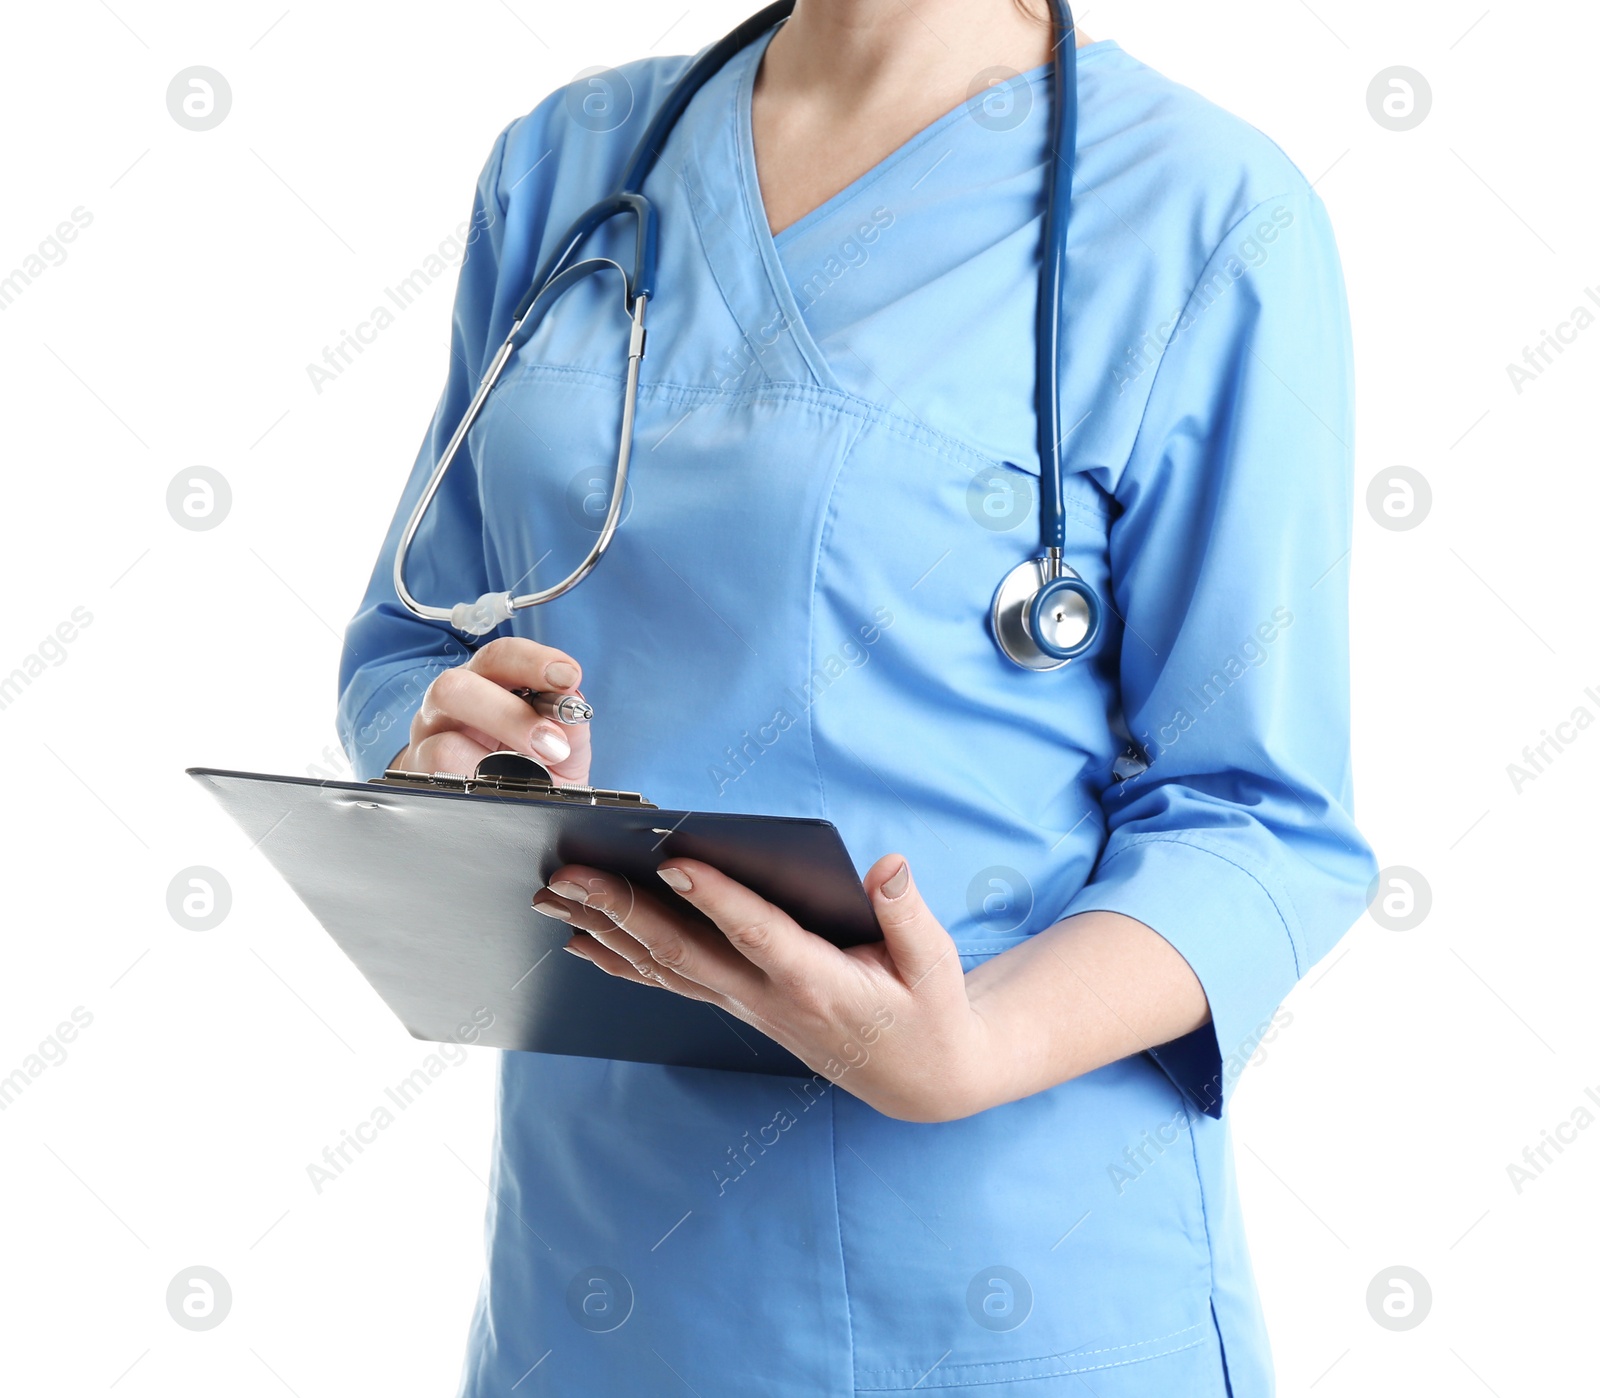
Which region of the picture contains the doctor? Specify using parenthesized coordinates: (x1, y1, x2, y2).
(339, 0, 1375, 1393)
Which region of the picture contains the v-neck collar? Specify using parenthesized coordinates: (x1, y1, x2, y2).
(756, 54, 1017, 250)
(679, 23, 1119, 396)
(719, 25, 1007, 393)
(727, 27, 848, 392)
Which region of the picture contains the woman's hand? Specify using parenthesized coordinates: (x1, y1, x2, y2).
(394, 638, 592, 786)
(532, 854, 998, 1123)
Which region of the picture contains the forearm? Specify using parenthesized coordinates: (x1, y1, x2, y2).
(963, 910, 1211, 1112)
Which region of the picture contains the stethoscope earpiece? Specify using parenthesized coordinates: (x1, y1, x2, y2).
(991, 555, 1100, 672)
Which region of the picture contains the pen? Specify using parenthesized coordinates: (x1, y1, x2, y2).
(514, 689, 594, 725)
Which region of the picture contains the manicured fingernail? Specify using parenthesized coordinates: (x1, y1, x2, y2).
(528, 725, 571, 763)
(548, 879, 589, 903)
(533, 899, 573, 922)
(563, 942, 590, 958)
(880, 861, 909, 900)
(657, 866, 692, 892)
(545, 661, 580, 689)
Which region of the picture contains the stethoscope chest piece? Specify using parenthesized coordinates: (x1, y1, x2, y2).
(991, 556, 1101, 672)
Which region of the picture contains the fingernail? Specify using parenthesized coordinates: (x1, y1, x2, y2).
(657, 866, 692, 892)
(548, 879, 589, 903)
(533, 899, 573, 922)
(545, 660, 580, 689)
(880, 861, 910, 900)
(528, 725, 571, 763)
(563, 942, 590, 958)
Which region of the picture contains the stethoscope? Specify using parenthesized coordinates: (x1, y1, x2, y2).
(394, 0, 1100, 672)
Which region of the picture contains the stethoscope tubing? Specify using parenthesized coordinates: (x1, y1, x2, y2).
(392, 0, 1092, 660)
(1035, 1, 1079, 565)
(391, 261, 644, 631)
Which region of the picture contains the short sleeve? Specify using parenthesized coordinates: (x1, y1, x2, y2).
(1059, 187, 1378, 1117)
(335, 121, 520, 780)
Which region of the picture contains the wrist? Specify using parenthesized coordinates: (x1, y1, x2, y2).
(961, 964, 1044, 1114)
(920, 1002, 1017, 1123)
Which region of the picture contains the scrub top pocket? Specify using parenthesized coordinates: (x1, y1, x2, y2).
(830, 1001, 1222, 1397)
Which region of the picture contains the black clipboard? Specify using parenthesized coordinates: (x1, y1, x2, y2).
(189, 753, 880, 1076)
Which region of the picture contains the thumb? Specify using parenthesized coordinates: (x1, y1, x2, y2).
(867, 856, 958, 991)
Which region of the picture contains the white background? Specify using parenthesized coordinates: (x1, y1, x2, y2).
(1, 0, 1594, 1393)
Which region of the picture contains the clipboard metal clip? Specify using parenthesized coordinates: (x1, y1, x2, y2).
(376, 751, 657, 809)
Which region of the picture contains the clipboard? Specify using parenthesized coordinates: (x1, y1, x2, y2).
(189, 753, 881, 1076)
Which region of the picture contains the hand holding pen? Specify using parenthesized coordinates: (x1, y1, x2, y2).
(390, 640, 594, 785)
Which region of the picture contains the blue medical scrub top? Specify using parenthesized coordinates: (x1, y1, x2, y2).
(338, 31, 1376, 1398)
